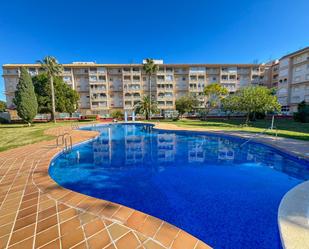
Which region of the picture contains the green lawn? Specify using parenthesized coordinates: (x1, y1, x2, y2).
(1, 118, 308, 152)
(0, 121, 93, 152)
(152, 118, 309, 141)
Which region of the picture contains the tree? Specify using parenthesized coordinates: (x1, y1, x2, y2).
(110, 110, 124, 119)
(293, 101, 309, 123)
(37, 56, 63, 122)
(222, 86, 281, 124)
(175, 95, 199, 118)
(135, 95, 158, 120)
(32, 73, 79, 115)
(143, 59, 158, 119)
(221, 94, 241, 116)
(0, 100, 6, 112)
(13, 68, 38, 126)
(203, 83, 228, 119)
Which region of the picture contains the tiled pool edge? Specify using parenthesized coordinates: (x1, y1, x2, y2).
(150, 122, 309, 249)
(1, 122, 308, 249)
(36, 126, 212, 249)
(278, 181, 309, 249)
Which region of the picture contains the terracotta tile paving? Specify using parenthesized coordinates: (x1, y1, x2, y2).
(0, 126, 211, 249)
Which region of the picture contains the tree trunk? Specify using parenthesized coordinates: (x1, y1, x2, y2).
(148, 74, 151, 120)
(245, 113, 250, 124)
(50, 76, 56, 123)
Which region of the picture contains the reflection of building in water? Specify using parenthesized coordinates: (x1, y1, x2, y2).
(157, 133, 176, 162)
(188, 138, 206, 163)
(125, 125, 144, 164)
(218, 138, 235, 161)
(93, 127, 111, 165)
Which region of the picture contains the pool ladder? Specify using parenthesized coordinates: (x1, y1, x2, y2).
(71, 123, 79, 130)
(56, 133, 73, 153)
(240, 127, 278, 147)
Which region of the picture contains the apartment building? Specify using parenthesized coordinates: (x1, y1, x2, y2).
(276, 47, 309, 113)
(263, 60, 279, 89)
(2, 61, 266, 116)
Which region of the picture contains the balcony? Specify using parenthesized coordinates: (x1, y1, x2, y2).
(206, 68, 219, 74)
(189, 67, 206, 74)
(122, 68, 131, 74)
(62, 70, 72, 75)
(89, 69, 97, 75)
(3, 69, 19, 75)
(74, 69, 89, 74)
(90, 87, 107, 92)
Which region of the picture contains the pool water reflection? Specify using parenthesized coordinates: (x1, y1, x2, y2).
(49, 124, 309, 249)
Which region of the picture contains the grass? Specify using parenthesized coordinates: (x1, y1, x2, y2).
(0, 121, 94, 152)
(151, 118, 309, 141)
(1, 118, 308, 152)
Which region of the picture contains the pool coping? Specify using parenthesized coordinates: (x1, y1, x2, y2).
(36, 125, 212, 249)
(1, 122, 308, 249)
(149, 121, 309, 249)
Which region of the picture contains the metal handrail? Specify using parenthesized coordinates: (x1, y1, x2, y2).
(240, 127, 278, 147)
(56, 132, 70, 147)
(63, 135, 73, 153)
(71, 123, 79, 130)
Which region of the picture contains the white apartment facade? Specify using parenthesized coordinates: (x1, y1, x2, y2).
(276, 47, 309, 112)
(2, 61, 266, 116)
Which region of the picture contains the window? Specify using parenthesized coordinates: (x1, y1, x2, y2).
(212, 77, 217, 81)
(198, 75, 205, 80)
(63, 76, 71, 82)
(64, 67, 71, 72)
(182, 77, 186, 81)
(133, 75, 140, 81)
(124, 75, 131, 81)
(98, 75, 106, 81)
(190, 75, 197, 81)
(90, 76, 97, 81)
(229, 75, 236, 80)
(221, 75, 228, 80)
(294, 76, 301, 82)
(295, 66, 302, 72)
(166, 75, 173, 81)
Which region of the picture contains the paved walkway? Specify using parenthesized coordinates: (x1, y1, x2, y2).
(0, 126, 210, 249)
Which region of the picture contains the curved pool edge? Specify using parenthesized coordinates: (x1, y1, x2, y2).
(149, 121, 309, 249)
(44, 122, 309, 249)
(278, 180, 309, 249)
(40, 124, 211, 249)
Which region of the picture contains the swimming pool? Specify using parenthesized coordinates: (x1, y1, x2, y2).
(49, 124, 309, 249)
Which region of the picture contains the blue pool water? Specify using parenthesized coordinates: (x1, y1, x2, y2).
(49, 124, 309, 249)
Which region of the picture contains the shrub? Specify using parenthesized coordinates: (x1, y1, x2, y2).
(293, 101, 309, 123)
(85, 115, 98, 120)
(0, 117, 9, 124)
(110, 110, 124, 119)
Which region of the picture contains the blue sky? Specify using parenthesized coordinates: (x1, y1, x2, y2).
(1, 0, 309, 101)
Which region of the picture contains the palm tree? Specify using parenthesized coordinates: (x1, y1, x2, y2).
(135, 95, 158, 120)
(37, 56, 63, 123)
(143, 59, 158, 120)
